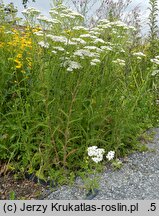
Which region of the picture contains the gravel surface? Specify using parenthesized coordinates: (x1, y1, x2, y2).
(45, 128, 159, 200)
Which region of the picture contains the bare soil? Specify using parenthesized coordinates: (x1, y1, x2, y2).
(0, 164, 48, 200)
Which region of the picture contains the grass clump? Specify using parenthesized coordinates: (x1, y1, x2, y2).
(0, 2, 159, 185)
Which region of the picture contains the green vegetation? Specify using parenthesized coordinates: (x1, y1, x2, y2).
(0, 1, 159, 186)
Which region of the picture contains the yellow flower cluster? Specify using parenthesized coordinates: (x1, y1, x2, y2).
(0, 25, 35, 85)
(0, 26, 6, 48)
(6, 27, 33, 73)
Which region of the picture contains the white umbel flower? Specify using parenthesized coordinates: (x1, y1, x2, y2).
(22, 7, 40, 16)
(38, 41, 49, 48)
(112, 58, 125, 66)
(52, 50, 57, 54)
(84, 46, 101, 52)
(152, 70, 159, 76)
(66, 40, 78, 45)
(70, 11, 84, 19)
(49, 9, 58, 15)
(73, 26, 88, 31)
(53, 46, 65, 51)
(47, 34, 67, 43)
(132, 52, 146, 57)
(92, 155, 103, 163)
(87, 146, 98, 157)
(106, 151, 115, 161)
(98, 19, 110, 24)
(87, 146, 105, 163)
(74, 49, 99, 59)
(80, 34, 97, 39)
(90, 58, 101, 66)
(33, 31, 44, 36)
(154, 55, 159, 59)
(65, 61, 82, 72)
(72, 38, 86, 45)
(94, 38, 105, 44)
(100, 46, 113, 51)
(150, 58, 159, 65)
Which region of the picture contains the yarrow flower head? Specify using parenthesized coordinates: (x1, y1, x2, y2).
(87, 146, 105, 163)
(106, 151, 115, 161)
(87, 146, 98, 157)
(67, 61, 82, 72)
(38, 41, 49, 48)
(73, 49, 99, 59)
(62, 60, 82, 72)
(151, 70, 159, 76)
(100, 46, 113, 51)
(80, 34, 97, 39)
(90, 58, 101, 66)
(132, 52, 146, 57)
(47, 34, 67, 43)
(150, 58, 159, 65)
(33, 31, 44, 36)
(72, 38, 86, 45)
(22, 7, 40, 16)
(73, 26, 88, 31)
(112, 58, 125, 66)
(94, 38, 105, 44)
(53, 46, 65, 51)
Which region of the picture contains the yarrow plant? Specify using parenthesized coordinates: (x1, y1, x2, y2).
(0, 1, 158, 190)
(87, 146, 115, 163)
(87, 146, 105, 163)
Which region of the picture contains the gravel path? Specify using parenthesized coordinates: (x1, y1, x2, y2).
(44, 128, 159, 200)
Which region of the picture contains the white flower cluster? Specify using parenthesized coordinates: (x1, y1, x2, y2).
(46, 34, 67, 43)
(84, 46, 102, 52)
(112, 58, 125, 66)
(53, 46, 65, 51)
(87, 146, 105, 163)
(151, 70, 159, 76)
(100, 46, 113, 51)
(89, 30, 100, 36)
(37, 15, 60, 25)
(72, 26, 88, 31)
(151, 56, 159, 65)
(106, 151, 115, 161)
(132, 52, 146, 57)
(74, 49, 99, 59)
(80, 34, 98, 40)
(97, 19, 136, 32)
(98, 19, 110, 25)
(38, 41, 49, 48)
(66, 40, 78, 46)
(34, 31, 43, 37)
(62, 60, 82, 72)
(67, 61, 82, 72)
(98, 23, 112, 30)
(72, 38, 86, 45)
(37, 15, 49, 22)
(94, 38, 105, 44)
(49, 4, 84, 21)
(87, 146, 115, 163)
(132, 52, 146, 60)
(22, 7, 40, 16)
(49, 9, 58, 16)
(90, 58, 101, 66)
(31, 3, 137, 72)
(22, 7, 41, 26)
